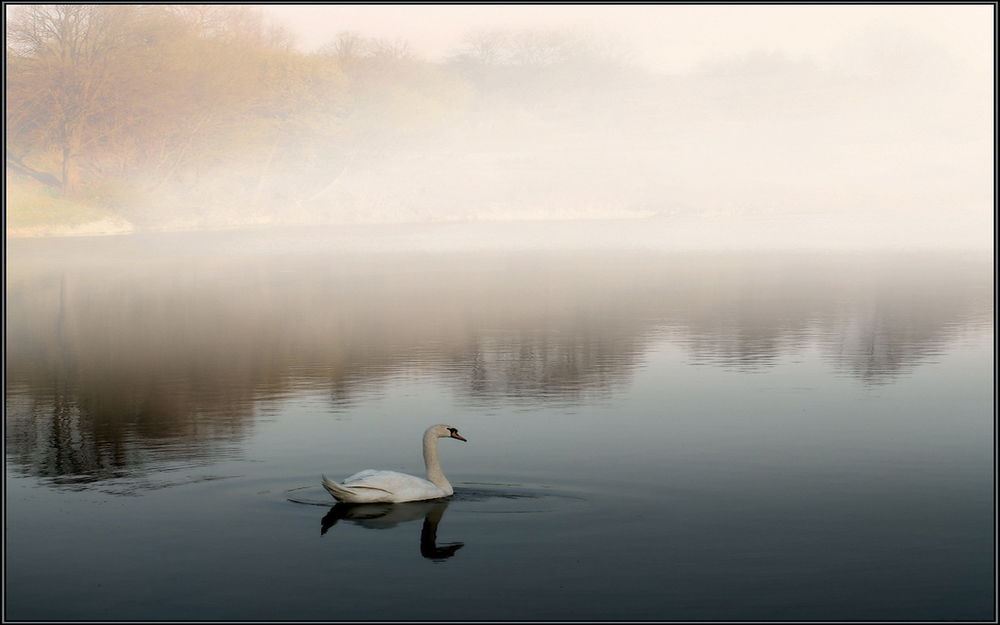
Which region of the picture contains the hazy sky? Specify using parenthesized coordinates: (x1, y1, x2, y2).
(260, 4, 993, 75)
(4, 3, 992, 246)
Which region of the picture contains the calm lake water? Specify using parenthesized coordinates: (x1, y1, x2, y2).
(4, 228, 995, 621)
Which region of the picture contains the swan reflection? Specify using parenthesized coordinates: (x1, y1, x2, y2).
(320, 500, 464, 561)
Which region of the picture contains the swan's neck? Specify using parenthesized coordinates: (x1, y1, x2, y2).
(423, 429, 453, 495)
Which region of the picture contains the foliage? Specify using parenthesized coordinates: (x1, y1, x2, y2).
(5, 5, 335, 202)
(5, 6, 631, 230)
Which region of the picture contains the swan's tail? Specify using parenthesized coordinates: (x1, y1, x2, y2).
(322, 475, 355, 502)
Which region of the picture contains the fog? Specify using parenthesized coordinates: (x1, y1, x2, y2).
(5, 4, 994, 250)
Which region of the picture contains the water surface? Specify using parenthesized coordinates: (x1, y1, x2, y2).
(5, 230, 994, 620)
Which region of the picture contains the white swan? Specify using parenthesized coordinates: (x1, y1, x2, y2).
(322, 424, 467, 503)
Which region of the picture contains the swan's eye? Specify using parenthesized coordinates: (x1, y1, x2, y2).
(447, 427, 457, 434)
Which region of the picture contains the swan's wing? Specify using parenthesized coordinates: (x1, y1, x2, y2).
(343, 470, 448, 503)
(322, 475, 375, 503)
(344, 483, 393, 495)
(343, 469, 388, 483)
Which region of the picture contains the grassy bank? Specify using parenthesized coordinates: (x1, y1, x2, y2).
(6, 180, 134, 237)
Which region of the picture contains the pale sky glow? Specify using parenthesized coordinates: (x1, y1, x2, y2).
(251, 3, 994, 249)
(260, 4, 993, 76)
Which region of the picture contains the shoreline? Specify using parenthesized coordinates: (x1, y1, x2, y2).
(5, 213, 992, 255)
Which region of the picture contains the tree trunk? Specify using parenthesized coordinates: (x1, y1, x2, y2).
(61, 145, 78, 196)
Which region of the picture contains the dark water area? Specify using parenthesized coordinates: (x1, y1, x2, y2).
(4, 229, 995, 620)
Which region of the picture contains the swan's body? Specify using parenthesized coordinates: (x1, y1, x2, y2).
(323, 470, 448, 503)
(322, 424, 467, 504)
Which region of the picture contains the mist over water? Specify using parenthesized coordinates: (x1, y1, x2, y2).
(4, 5, 994, 621)
(6, 234, 992, 486)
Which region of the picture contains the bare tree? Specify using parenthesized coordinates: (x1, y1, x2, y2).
(6, 5, 312, 201)
(5, 5, 159, 194)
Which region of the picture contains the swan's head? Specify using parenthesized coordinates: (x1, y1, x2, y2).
(431, 424, 467, 442)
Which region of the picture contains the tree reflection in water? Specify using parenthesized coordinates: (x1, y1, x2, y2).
(5, 241, 992, 487)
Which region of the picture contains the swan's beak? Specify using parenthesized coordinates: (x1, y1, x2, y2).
(451, 432, 468, 442)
